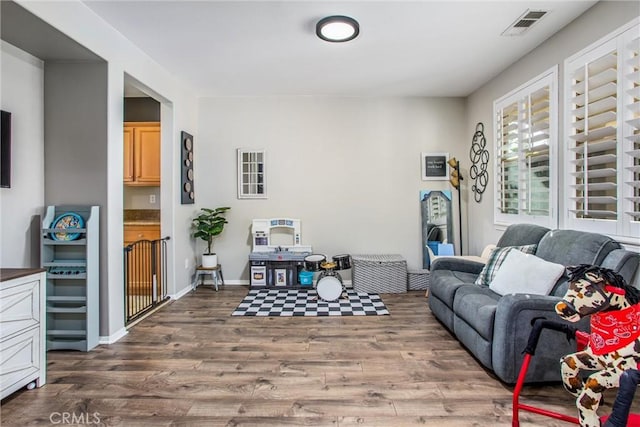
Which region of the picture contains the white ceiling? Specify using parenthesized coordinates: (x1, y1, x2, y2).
(83, 0, 598, 97)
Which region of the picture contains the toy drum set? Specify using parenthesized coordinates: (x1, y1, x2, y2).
(303, 254, 352, 301)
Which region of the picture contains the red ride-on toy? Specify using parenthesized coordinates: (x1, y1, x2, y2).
(512, 318, 640, 427)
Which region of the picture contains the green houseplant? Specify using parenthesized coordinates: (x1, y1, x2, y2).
(192, 207, 230, 267)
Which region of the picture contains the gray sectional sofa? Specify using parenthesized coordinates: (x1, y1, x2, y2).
(428, 224, 640, 384)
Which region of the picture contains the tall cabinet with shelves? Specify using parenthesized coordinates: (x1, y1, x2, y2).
(41, 205, 99, 351)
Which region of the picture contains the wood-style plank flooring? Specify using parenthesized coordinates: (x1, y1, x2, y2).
(1, 286, 636, 426)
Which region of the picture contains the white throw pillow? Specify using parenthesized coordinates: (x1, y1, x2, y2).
(489, 249, 565, 296)
(474, 244, 538, 286)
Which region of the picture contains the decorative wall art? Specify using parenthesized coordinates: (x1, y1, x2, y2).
(180, 131, 195, 204)
(1, 110, 11, 188)
(469, 122, 489, 203)
(237, 148, 266, 199)
(421, 152, 449, 181)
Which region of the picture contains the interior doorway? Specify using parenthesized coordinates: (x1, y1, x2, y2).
(122, 78, 169, 325)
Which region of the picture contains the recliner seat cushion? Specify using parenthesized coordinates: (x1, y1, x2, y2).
(453, 285, 501, 341)
(429, 270, 478, 309)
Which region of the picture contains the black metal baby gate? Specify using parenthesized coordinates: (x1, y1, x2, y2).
(124, 236, 170, 325)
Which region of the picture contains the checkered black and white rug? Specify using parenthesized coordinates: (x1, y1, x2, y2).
(231, 288, 389, 317)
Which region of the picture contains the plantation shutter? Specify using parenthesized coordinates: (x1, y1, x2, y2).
(625, 31, 640, 231)
(524, 86, 551, 215)
(496, 101, 520, 214)
(565, 21, 639, 238)
(567, 43, 618, 221)
(494, 68, 556, 227)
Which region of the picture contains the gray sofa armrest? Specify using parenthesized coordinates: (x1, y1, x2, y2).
(430, 257, 485, 275)
(600, 249, 640, 285)
(492, 293, 589, 384)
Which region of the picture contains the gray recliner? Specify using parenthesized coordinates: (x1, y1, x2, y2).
(428, 224, 640, 384)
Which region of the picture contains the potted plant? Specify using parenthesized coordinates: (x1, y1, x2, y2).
(192, 207, 230, 268)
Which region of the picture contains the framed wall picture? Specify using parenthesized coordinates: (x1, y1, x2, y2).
(181, 131, 195, 204)
(237, 148, 266, 199)
(421, 152, 449, 181)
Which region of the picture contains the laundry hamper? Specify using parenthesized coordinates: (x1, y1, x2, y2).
(408, 269, 430, 290)
(352, 254, 407, 293)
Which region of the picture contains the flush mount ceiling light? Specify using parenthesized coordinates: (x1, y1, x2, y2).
(316, 15, 359, 42)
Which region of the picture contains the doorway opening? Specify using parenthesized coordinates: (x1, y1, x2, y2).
(123, 79, 170, 325)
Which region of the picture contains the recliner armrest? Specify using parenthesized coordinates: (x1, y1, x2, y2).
(492, 293, 589, 384)
(430, 257, 485, 275)
(600, 249, 640, 285)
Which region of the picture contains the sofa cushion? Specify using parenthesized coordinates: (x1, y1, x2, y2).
(474, 244, 537, 286)
(453, 285, 501, 341)
(489, 250, 565, 296)
(496, 224, 550, 247)
(429, 270, 478, 309)
(535, 229, 621, 267)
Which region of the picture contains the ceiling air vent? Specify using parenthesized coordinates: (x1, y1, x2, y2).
(502, 9, 548, 36)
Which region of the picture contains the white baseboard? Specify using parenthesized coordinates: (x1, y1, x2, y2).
(217, 279, 354, 286)
(194, 279, 354, 286)
(221, 280, 249, 285)
(99, 327, 128, 345)
(171, 284, 193, 300)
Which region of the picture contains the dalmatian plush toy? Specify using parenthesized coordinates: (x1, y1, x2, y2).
(555, 264, 640, 427)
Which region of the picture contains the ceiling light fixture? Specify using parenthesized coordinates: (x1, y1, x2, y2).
(316, 15, 359, 43)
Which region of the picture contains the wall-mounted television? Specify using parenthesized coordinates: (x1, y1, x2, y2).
(1, 110, 11, 188)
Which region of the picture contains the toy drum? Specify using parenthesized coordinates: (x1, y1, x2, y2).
(304, 254, 326, 272)
(316, 270, 344, 302)
(332, 254, 352, 270)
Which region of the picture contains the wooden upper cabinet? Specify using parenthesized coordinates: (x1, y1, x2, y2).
(123, 127, 134, 183)
(124, 122, 160, 186)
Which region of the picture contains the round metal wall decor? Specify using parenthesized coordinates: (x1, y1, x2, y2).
(469, 122, 489, 203)
(181, 131, 195, 204)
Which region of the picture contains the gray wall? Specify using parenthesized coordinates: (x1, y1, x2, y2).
(0, 42, 45, 268)
(465, 1, 640, 255)
(197, 96, 467, 281)
(124, 97, 160, 122)
(44, 61, 110, 334)
(4, 0, 200, 341)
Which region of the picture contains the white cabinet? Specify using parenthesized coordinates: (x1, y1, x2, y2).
(0, 270, 47, 400)
(41, 205, 99, 351)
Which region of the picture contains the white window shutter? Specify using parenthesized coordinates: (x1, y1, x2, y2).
(564, 20, 639, 240)
(494, 67, 557, 228)
(623, 30, 640, 238)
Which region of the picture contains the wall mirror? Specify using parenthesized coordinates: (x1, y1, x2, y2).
(420, 190, 453, 268)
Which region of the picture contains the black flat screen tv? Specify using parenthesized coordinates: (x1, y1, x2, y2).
(1, 110, 11, 188)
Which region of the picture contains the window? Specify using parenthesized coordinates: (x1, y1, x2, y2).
(493, 67, 558, 228)
(237, 149, 266, 199)
(564, 21, 639, 240)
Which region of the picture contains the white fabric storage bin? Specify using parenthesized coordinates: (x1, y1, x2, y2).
(352, 254, 407, 293)
(408, 269, 430, 290)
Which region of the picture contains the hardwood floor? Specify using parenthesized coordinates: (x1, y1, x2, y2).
(1, 286, 635, 426)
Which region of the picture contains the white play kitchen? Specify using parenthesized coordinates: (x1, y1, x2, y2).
(248, 218, 352, 301)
